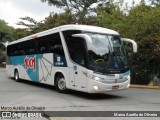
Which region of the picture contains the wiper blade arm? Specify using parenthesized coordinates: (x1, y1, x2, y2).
(112, 52, 125, 69)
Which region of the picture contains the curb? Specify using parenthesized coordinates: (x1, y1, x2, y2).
(129, 85, 160, 89)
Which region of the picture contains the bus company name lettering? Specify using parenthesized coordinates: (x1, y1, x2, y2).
(24, 56, 36, 71)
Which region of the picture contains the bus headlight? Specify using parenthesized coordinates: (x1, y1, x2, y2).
(94, 76, 102, 81)
(94, 86, 99, 90)
(86, 73, 103, 81)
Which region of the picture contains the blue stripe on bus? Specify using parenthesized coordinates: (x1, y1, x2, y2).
(9, 54, 43, 82)
(124, 71, 130, 76)
(9, 53, 68, 82)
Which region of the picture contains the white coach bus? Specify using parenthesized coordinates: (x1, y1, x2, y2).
(6, 25, 137, 93)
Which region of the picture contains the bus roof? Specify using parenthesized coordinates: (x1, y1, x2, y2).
(8, 24, 119, 45)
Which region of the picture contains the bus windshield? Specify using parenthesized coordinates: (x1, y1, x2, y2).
(86, 33, 129, 73)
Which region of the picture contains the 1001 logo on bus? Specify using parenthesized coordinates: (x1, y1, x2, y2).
(24, 56, 36, 71)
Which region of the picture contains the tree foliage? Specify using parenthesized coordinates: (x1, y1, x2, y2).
(17, 17, 38, 29)
(0, 20, 14, 64)
(0, 20, 14, 42)
(128, 5, 160, 84)
(150, 0, 160, 6)
(40, 12, 76, 30)
(41, 0, 108, 23)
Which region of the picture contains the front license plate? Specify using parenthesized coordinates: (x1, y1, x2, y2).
(112, 86, 119, 90)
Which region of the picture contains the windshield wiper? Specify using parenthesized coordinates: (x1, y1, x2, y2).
(107, 37, 125, 69)
(112, 52, 125, 69)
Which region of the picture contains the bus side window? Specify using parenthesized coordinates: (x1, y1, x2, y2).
(49, 45, 54, 52)
(19, 45, 25, 55)
(23, 44, 27, 55)
(74, 39, 85, 66)
(14, 50, 19, 56)
(65, 38, 74, 60)
(11, 47, 14, 56)
(7, 46, 12, 56)
(12, 45, 19, 56)
(26, 41, 36, 55)
(29, 49, 35, 54)
(49, 33, 65, 57)
(40, 47, 46, 53)
(53, 44, 64, 56)
(63, 30, 85, 66)
(37, 37, 49, 54)
(48, 40, 55, 52)
(26, 46, 30, 55)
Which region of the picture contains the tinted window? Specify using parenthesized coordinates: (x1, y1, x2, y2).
(37, 37, 49, 54)
(7, 32, 64, 56)
(26, 41, 36, 55)
(7, 44, 20, 56)
(48, 33, 64, 56)
(63, 30, 86, 66)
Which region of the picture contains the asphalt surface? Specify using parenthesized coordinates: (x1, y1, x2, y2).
(0, 68, 160, 120)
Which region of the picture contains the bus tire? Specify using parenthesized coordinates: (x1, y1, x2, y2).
(55, 74, 68, 93)
(14, 70, 20, 82)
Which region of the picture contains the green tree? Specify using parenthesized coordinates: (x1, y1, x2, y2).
(15, 12, 76, 36)
(129, 5, 160, 85)
(93, 0, 160, 85)
(0, 19, 14, 65)
(38, 12, 76, 30)
(0, 20, 14, 42)
(13, 28, 30, 40)
(150, 0, 160, 6)
(93, 0, 128, 34)
(15, 16, 43, 39)
(16, 17, 39, 33)
(40, 0, 108, 23)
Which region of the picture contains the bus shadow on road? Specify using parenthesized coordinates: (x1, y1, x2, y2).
(10, 78, 56, 90)
(11, 78, 125, 100)
(68, 90, 124, 100)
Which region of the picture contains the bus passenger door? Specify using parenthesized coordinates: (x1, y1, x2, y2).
(73, 64, 87, 92)
(71, 39, 87, 92)
(63, 31, 88, 92)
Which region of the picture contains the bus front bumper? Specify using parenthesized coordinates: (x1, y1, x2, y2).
(87, 78, 130, 93)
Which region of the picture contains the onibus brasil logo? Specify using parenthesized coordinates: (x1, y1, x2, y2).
(24, 56, 36, 71)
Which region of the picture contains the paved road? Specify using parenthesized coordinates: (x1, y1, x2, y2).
(0, 68, 160, 120)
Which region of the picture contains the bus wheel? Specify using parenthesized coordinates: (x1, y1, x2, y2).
(55, 74, 68, 93)
(14, 70, 20, 82)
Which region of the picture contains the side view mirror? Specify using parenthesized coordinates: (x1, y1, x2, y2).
(122, 38, 138, 53)
(72, 34, 93, 50)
